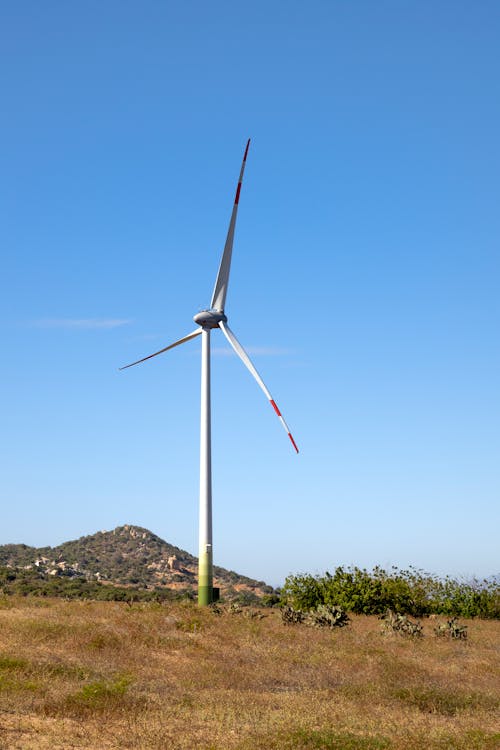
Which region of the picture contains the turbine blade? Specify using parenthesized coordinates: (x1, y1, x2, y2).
(219, 321, 298, 453)
(119, 328, 202, 370)
(210, 139, 250, 313)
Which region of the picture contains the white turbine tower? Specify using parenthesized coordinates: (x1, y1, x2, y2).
(120, 140, 298, 605)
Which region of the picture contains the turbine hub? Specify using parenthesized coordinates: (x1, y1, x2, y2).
(193, 309, 227, 329)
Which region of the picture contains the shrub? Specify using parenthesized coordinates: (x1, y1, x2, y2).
(380, 609, 423, 637)
(281, 568, 499, 618)
(281, 574, 324, 611)
(306, 604, 350, 629)
(261, 592, 281, 608)
(281, 605, 305, 625)
(281, 604, 349, 629)
(434, 617, 468, 640)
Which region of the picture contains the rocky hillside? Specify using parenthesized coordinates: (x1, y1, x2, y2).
(0, 525, 272, 599)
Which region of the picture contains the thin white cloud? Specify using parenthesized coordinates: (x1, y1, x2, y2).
(33, 318, 132, 330)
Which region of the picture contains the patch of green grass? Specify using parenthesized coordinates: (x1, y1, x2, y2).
(87, 632, 122, 650)
(419, 730, 500, 750)
(21, 619, 69, 638)
(47, 673, 141, 718)
(175, 615, 204, 633)
(393, 686, 498, 716)
(457, 731, 500, 750)
(237, 729, 391, 750)
(0, 655, 29, 671)
(77, 675, 131, 702)
(0, 653, 93, 694)
(0, 654, 36, 692)
(0, 653, 91, 681)
(42, 662, 92, 680)
(337, 682, 379, 701)
(0, 675, 40, 693)
(0, 596, 16, 609)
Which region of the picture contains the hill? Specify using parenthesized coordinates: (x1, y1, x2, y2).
(0, 525, 273, 600)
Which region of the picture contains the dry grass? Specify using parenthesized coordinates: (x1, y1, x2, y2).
(0, 597, 498, 749)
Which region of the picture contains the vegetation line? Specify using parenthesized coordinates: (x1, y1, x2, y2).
(280, 566, 499, 619)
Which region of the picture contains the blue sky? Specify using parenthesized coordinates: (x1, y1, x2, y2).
(1, 1, 498, 587)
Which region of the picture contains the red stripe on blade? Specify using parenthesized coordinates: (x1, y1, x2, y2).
(235, 183, 242, 204)
(288, 434, 299, 453)
(270, 400, 281, 417)
(243, 139, 250, 161)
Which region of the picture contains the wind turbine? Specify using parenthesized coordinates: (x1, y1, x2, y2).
(120, 140, 298, 605)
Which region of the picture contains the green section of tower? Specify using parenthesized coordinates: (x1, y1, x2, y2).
(198, 549, 213, 606)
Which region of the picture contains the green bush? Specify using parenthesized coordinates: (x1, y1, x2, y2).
(281, 567, 499, 619)
(280, 573, 324, 612)
(0, 566, 186, 603)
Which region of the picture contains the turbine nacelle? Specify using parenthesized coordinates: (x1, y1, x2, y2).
(193, 309, 227, 329)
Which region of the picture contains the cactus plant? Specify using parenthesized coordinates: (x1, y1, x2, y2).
(306, 604, 350, 629)
(380, 609, 423, 637)
(281, 605, 305, 625)
(434, 617, 468, 640)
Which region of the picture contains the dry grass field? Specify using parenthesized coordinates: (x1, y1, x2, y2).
(0, 597, 498, 749)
